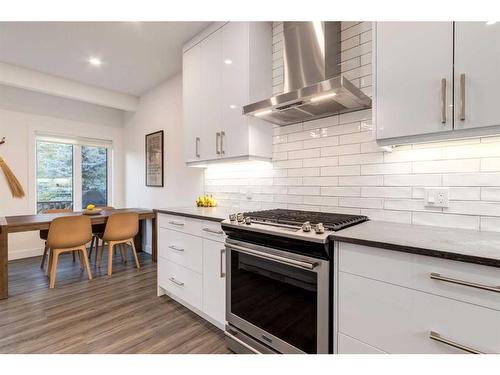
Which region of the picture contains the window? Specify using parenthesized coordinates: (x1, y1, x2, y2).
(36, 135, 112, 213)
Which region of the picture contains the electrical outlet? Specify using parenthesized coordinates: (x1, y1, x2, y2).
(424, 187, 449, 208)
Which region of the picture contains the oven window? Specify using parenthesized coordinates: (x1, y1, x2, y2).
(230, 251, 318, 353)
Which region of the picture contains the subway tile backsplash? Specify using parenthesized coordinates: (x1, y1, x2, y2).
(204, 21, 500, 232)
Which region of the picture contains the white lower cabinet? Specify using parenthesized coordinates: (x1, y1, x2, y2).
(202, 239, 226, 326)
(158, 213, 226, 330)
(337, 242, 500, 354)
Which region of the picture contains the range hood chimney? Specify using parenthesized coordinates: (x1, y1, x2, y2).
(243, 22, 371, 126)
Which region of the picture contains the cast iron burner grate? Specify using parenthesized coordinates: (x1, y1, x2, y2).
(242, 209, 368, 231)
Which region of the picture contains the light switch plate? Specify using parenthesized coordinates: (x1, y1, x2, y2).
(424, 187, 449, 208)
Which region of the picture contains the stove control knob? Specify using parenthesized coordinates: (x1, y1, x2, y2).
(244, 217, 252, 225)
(236, 213, 244, 223)
(302, 221, 312, 232)
(229, 214, 237, 222)
(315, 223, 325, 234)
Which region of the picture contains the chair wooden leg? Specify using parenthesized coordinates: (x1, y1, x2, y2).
(49, 250, 60, 289)
(72, 250, 76, 262)
(46, 248, 52, 276)
(94, 238, 100, 265)
(78, 251, 84, 270)
(80, 246, 93, 280)
(40, 244, 49, 269)
(88, 236, 95, 259)
(129, 240, 141, 269)
(107, 242, 114, 276)
(119, 244, 127, 263)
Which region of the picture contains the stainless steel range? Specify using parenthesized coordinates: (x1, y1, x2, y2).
(221, 209, 368, 354)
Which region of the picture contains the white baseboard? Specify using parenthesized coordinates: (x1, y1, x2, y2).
(9, 247, 45, 261)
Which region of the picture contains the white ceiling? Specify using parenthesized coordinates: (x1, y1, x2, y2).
(0, 22, 211, 96)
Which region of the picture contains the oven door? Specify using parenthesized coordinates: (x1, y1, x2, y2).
(225, 239, 329, 354)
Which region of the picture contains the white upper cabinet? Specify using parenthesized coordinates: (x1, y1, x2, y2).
(221, 22, 250, 158)
(454, 22, 500, 130)
(183, 22, 272, 165)
(200, 28, 223, 161)
(375, 22, 454, 141)
(182, 44, 201, 163)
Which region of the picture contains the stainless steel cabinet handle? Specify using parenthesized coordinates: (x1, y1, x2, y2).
(429, 331, 483, 354)
(226, 243, 317, 270)
(220, 248, 226, 278)
(224, 331, 262, 354)
(430, 272, 500, 293)
(168, 221, 184, 227)
(220, 131, 225, 155)
(460, 73, 466, 121)
(195, 137, 200, 158)
(216, 132, 221, 155)
(441, 78, 447, 124)
(202, 227, 224, 235)
(168, 245, 184, 252)
(168, 277, 184, 287)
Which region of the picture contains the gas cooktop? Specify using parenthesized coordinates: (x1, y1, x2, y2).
(242, 209, 368, 231)
(221, 209, 368, 244)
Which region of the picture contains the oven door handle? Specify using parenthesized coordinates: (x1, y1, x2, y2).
(225, 243, 318, 270)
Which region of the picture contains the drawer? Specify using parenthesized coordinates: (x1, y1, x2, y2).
(200, 220, 225, 242)
(339, 242, 500, 311)
(158, 213, 202, 234)
(158, 257, 202, 311)
(339, 272, 500, 354)
(158, 228, 203, 273)
(337, 333, 385, 354)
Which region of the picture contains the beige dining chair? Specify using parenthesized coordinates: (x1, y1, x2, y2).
(88, 206, 115, 261)
(39, 208, 74, 270)
(96, 212, 140, 276)
(46, 215, 93, 288)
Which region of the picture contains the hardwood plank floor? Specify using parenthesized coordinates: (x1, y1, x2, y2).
(0, 248, 229, 354)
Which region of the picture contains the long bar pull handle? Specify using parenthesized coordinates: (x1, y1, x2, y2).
(429, 331, 484, 354)
(216, 132, 221, 155)
(220, 248, 226, 278)
(168, 221, 184, 227)
(220, 131, 225, 155)
(224, 331, 262, 354)
(168, 277, 184, 287)
(460, 73, 466, 121)
(202, 227, 224, 235)
(441, 78, 447, 124)
(195, 137, 200, 158)
(168, 245, 184, 252)
(225, 243, 317, 270)
(430, 272, 500, 293)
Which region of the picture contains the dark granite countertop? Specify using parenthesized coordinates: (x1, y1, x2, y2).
(155, 207, 234, 222)
(332, 220, 500, 268)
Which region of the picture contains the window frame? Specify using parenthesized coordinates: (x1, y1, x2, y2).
(34, 133, 113, 213)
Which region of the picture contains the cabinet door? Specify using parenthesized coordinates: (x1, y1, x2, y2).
(376, 22, 454, 140)
(200, 28, 222, 160)
(221, 22, 250, 158)
(183, 44, 201, 163)
(202, 239, 226, 327)
(454, 22, 500, 130)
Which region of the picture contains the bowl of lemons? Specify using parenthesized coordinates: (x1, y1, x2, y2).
(83, 204, 102, 215)
(196, 195, 217, 207)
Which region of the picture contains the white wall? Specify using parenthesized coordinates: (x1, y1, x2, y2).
(123, 73, 204, 251)
(204, 21, 500, 233)
(0, 85, 125, 260)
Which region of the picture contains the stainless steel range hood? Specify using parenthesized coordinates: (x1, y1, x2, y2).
(243, 22, 372, 126)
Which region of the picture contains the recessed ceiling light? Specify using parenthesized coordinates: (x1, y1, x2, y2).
(229, 105, 236, 109)
(88, 57, 103, 67)
(224, 59, 233, 65)
(486, 21, 498, 25)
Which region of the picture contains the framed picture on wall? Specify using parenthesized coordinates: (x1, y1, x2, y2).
(145, 130, 164, 187)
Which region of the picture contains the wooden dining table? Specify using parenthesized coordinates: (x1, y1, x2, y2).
(0, 208, 157, 300)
